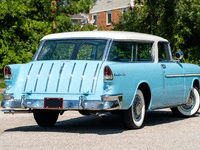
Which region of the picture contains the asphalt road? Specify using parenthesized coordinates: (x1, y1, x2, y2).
(0, 107, 200, 150)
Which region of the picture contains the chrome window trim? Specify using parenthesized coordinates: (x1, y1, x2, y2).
(32, 40, 45, 61)
(104, 39, 113, 61)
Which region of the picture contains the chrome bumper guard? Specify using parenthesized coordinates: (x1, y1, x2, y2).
(1, 94, 123, 113)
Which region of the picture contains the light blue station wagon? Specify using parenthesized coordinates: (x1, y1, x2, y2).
(2, 31, 200, 129)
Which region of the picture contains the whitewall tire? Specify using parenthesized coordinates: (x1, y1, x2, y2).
(122, 89, 145, 129)
(171, 88, 200, 117)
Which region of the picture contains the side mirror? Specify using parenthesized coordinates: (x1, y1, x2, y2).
(175, 51, 184, 60)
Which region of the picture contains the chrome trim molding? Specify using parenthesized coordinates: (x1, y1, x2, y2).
(165, 73, 200, 78)
(91, 63, 99, 93)
(34, 63, 43, 91)
(1, 99, 21, 108)
(79, 63, 88, 92)
(33, 40, 45, 61)
(56, 63, 65, 92)
(24, 63, 33, 91)
(2, 93, 14, 100)
(102, 39, 112, 61)
(45, 63, 54, 91)
(67, 63, 76, 92)
(104, 39, 113, 61)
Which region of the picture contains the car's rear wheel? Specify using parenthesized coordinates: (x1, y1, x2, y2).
(122, 89, 145, 129)
(171, 88, 200, 117)
(33, 110, 59, 127)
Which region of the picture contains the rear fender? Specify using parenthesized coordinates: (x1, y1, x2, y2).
(128, 81, 152, 110)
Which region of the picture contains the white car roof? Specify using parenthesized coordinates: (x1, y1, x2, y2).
(41, 31, 168, 42)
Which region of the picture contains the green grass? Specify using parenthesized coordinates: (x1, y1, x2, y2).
(0, 94, 2, 101)
(0, 78, 5, 101)
(0, 78, 5, 88)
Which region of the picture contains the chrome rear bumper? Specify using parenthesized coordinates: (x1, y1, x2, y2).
(1, 94, 123, 113)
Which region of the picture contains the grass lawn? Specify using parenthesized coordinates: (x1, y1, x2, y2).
(0, 94, 2, 101)
(0, 78, 5, 101)
(0, 78, 5, 88)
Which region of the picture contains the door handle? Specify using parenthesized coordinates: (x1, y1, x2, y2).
(161, 64, 166, 68)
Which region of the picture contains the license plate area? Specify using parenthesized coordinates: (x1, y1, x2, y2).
(44, 98, 63, 109)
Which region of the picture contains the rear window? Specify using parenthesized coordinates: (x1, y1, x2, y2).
(37, 39, 107, 60)
(108, 41, 153, 62)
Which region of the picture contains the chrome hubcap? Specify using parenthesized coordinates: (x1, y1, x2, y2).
(181, 91, 196, 111)
(133, 95, 143, 121)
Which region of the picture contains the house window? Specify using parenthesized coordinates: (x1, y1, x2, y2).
(93, 14, 97, 26)
(122, 8, 127, 14)
(107, 11, 112, 25)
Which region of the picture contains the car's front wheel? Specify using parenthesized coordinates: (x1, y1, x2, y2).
(33, 110, 59, 127)
(171, 88, 200, 117)
(122, 89, 145, 129)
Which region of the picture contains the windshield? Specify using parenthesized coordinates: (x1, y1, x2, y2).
(37, 39, 107, 60)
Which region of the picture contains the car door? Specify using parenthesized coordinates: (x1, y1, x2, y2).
(158, 42, 184, 106)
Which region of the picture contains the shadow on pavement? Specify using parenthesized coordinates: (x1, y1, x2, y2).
(4, 110, 199, 135)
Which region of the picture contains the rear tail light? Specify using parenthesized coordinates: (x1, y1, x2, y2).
(4, 66, 12, 80)
(104, 66, 113, 80)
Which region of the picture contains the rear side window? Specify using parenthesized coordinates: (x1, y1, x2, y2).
(108, 41, 153, 62)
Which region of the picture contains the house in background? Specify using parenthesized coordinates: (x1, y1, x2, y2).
(89, 0, 135, 30)
(70, 13, 89, 28)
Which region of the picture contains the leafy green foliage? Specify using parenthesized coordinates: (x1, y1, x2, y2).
(0, 0, 93, 77)
(80, 24, 96, 31)
(113, 0, 200, 65)
(0, 94, 3, 101)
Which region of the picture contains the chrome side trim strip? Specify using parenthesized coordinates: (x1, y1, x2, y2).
(45, 63, 54, 92)
(91, 63, 99, 93)
(24, 63, 33, 91)
(34, 63, 43, 91)
(79, 63, 88, 92)
(165, 73, 200, 78)
(68, 63, 76, 92)
(184, 74, 200, 76)
(56, 63, 65, 92)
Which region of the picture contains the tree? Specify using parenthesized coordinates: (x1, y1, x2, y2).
(0, 0, 93, 77)
(113, 0, 200, 65)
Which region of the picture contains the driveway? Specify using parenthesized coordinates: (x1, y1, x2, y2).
(0, 108, 200, 150)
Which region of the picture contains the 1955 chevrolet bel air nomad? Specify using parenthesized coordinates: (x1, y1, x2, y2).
(2, 31, 200, 129)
